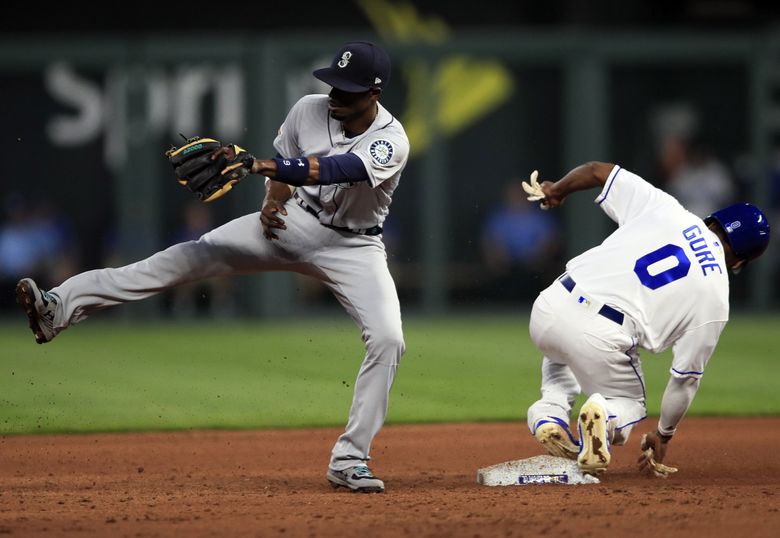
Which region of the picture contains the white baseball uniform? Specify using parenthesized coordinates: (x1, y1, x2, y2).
(527, 165, 729, 444)
(47, 94, 410, 471)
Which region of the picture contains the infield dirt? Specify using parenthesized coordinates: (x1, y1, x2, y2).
(1, 418, 778, 537)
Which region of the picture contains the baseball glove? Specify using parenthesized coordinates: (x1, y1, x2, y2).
(166, 136, 255, 203)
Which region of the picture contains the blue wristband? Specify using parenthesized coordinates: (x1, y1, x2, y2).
(272, 156, 310, 186)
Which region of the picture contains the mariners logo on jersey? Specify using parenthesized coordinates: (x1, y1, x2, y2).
(369, 140, 394, 165)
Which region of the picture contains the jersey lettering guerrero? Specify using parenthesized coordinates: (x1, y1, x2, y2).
(273, 95, 409, 230)
(564, 165, 730, 378)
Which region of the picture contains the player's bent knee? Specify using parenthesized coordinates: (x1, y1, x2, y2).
(366, 329, 405, 358)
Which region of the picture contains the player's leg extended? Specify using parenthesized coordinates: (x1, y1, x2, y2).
(313, 235, 403, 488)
(34, 212, 288, 340)
(571, 327, 647, 472)
(527, 357, 581, 459)
(576, 342, 647, 447)
(526, 279, 645, 472)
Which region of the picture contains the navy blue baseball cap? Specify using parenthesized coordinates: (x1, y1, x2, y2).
(705, 202, 770, 262)
(313, 41, 391, 93)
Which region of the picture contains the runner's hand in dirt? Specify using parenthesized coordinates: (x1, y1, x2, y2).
(638, 431, 677, 478)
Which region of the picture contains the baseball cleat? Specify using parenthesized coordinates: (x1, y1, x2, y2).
(577, 400, 610, 474)
(15, 278, 59, 344)
(535, 421, 579, 460)
(326, 465, 385, 493)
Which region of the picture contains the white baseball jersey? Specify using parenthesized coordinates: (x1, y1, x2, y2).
(565, 165, 730, 379)
(273, 94, 409, 230)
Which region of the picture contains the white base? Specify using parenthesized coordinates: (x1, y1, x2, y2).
(477, 455, 600, 486)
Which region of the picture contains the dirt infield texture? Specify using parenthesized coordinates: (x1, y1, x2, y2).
(1, 418, 778, 537)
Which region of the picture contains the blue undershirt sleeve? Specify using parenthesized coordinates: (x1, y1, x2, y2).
(317, 153, 370, 185)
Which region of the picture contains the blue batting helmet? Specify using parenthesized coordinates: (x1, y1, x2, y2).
(704, 203, 770, 262)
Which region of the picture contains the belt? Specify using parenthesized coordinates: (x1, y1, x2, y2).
(293, 191, 383, 236)
(559, 274, 625, 325)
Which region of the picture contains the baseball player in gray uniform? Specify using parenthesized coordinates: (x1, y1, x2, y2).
(521, 162, 770, 475)
(16, 41, 408, 493)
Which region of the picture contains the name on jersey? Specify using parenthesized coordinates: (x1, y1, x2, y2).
(369, 140, 393, 165)
(682, 225, 722, 275)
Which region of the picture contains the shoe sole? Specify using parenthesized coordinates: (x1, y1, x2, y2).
(326, 472, 384, 493)
(15, 280, 48, 345)
(536, 424, 579, 460)
(577, 401, 610, 474)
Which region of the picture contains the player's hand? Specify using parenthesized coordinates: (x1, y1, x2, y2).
(638, 430, 668, 467)
(637, 430, 677, 478)
(521, 170, 548, 208)
(539, 181, 565, 209)
(522, 170, 564, 209)
(260, 199, 288, 240)
(210, 145, 238, 161)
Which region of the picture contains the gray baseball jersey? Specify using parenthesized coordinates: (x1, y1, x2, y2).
(45, 94, 409, 472)
(274, 95, 409, 230)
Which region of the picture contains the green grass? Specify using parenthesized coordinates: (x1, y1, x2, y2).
(0, 314, 778, 434)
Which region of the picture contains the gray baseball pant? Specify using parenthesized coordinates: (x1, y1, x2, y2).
(49, 200, 405, 470)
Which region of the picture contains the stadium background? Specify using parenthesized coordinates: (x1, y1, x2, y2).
(1, 3, 779, 537)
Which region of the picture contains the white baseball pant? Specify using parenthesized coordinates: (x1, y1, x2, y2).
(527, 276, 647, 445)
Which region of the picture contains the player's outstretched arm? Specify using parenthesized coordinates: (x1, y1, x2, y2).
(528, 161, 615, 209)
(249, 154, 370, 187)
(251, 157, 321, 186)
(211, 145, 372, 188)
(636, 374, 698, 477)
(210, 147, 324, 187)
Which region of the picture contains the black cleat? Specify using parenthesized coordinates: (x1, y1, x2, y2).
(16, 278, 58, 344)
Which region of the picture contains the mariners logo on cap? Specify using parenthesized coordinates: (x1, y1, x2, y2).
(338, 51, 352, 68)
(369, 140, 393, 164)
